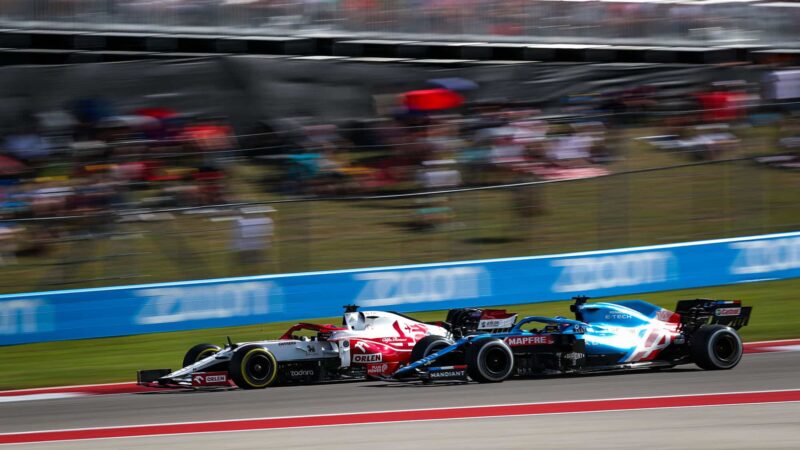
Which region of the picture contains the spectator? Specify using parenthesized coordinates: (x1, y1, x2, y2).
(546, 127, 592, 166)
(414, 159, 461, 230)
(231, 207, 275, 267)
(0, 213, 20, 266)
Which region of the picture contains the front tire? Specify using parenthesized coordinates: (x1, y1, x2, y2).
(229, 345, 279, 389)
(466, 338, 514, 383)
(410, 335, 452, 363)
(691, 325, 743, 370)
(182, 343, 221, 368)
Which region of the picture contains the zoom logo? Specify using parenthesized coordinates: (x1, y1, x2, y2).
(354, 266, 491, 307)
(135, 281, 282, 325)
(730, 238, 800, 275)
(0, 299, 54, 335)
(552, 252, 675, 293)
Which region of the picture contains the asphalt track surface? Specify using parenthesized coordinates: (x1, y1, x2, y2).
(2, 351, 800, 448)
(9, 403, 799, 450)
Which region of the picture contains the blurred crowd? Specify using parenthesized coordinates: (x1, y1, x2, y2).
(2, 68, 800, 264)
(0, 101, 238, 262)
(262, 74, 794, 198)
(269, 107, 614, 197)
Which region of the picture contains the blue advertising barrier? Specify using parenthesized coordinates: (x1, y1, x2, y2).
(2, 231, 800, 345)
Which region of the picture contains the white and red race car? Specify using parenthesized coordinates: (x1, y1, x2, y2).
(138, 305, 515, 389)
(138, 305, 516, 389)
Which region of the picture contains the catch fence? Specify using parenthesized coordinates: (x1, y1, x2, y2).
(2, 153, 797, 294)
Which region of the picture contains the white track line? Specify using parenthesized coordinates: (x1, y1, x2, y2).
(0, 393, 85, 403)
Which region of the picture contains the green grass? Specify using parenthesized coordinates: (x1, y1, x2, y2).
(1, 277, 798, 390)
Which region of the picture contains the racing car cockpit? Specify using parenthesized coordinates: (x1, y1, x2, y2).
(279, 323, 345, 341)
(342, 305, 413, 332)
(343, 305, 367, 331)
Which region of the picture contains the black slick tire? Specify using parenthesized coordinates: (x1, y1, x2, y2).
(466, 338, 514, 383)
(691, 325, 743, 370)
(182, 343, 221, 368)
(229, 344, 279, 389)
(410, 335, 452, 363)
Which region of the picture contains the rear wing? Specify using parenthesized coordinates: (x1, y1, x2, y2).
(674, 299, 752, 331)
(445, 308, 517, 338)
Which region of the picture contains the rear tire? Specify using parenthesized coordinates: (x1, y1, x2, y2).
(410, 336, 452, 363)
(691, 325, 743, 370)
(229, 345, 279, 389)
(466, 338, 514, 383)
(182, 343, 221, 368)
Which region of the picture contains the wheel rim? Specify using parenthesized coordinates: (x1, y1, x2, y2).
(484, 347, 510, 375)
(245, 353, 274, 383)
(713, 334, 739, 363)
(196, 348, 217, 362)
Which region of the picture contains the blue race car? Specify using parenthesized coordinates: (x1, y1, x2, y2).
(392, 296, 751, 383)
